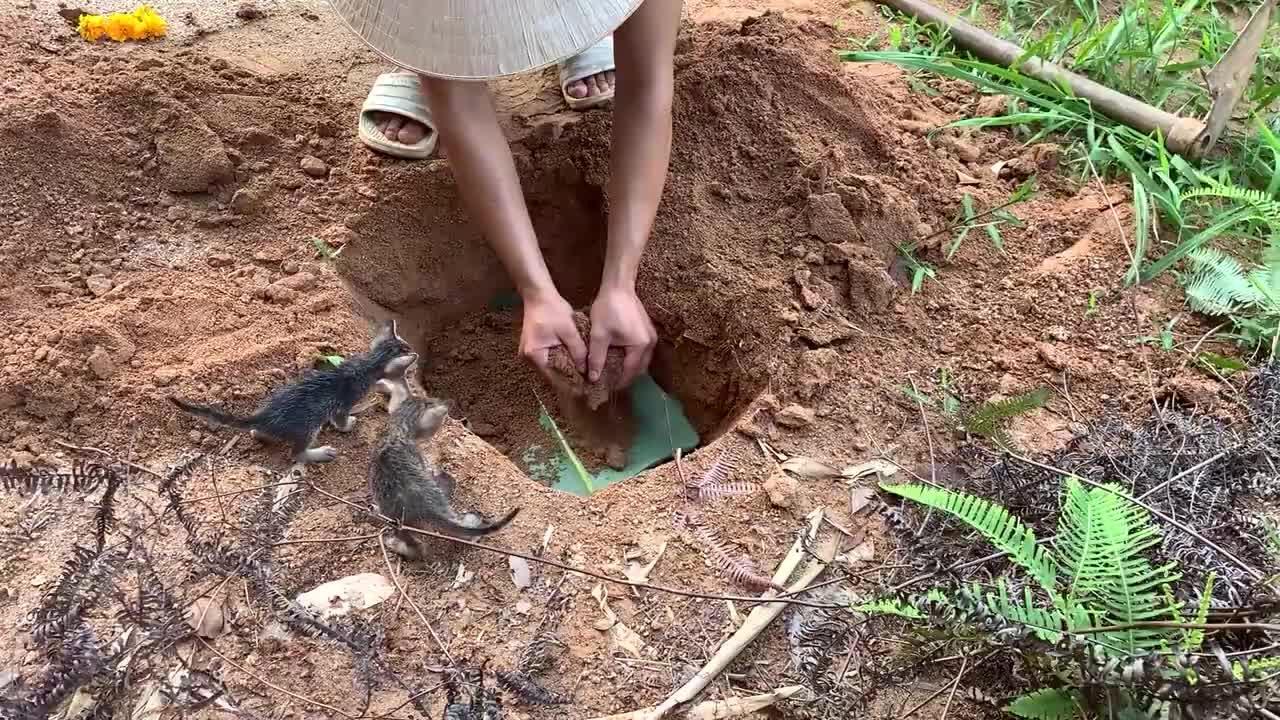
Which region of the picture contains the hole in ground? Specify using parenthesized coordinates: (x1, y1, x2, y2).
(340, 171, 762, 494)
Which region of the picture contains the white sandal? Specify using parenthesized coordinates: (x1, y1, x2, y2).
(358, 72, 438, 160)
(559, 36, 616, 111)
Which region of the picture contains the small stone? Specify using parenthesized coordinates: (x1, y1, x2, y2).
(30, 575, 46, 588)
(188, 598, 226, 638)
(166, 205, 187, 221)
(257, 621, 289, 654)
(235, 1, 262, 19)
(606, 445, 627, 470)
(155, 114, 235, 193)
(87, 345, 117, 379)
(306, 295, 334, 312)
(775, 404, 816, 429)
(85, 276, 113, 297)
(764, 470, 799, 508)
(154, 366, 180, 386)
(281, 259, 300, 274)
(230, 188, 260, 213)
(253, 248, 285, 263)
(33, 345, 50, 361)
(189, 430, 202, 444)
(277, 271, 316, 291)
(1036, 342, 1067, 370)
(265, 285, 298, 304)
(277, 175, 305, 191)
(207, 253, 234, 268)
(300, 156, 328, 178)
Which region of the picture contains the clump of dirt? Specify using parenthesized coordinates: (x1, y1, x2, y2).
(546, 310, 625, 411)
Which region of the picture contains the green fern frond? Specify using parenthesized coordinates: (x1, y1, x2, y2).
(988, 580, 1064, 643)
(1181, 185, 1280, 228)
(1064, 480, 1181, 656)
(1182, 572, 1215, 653)
(854, 597, 926, 619)
(1183, 247, 1262, 316)
(961, 387, 1051, 440)
(1234, 656, 1280, 681)
(1006, 688, 1082, 720)
(882, 483, 1058, 597)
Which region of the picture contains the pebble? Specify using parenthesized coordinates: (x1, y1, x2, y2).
(277, 271, 316, 291)
(775, 404, 816, 429)
(154, 366, 180, 386)
(300, 156, 328, 178)
(230, 188, 260, 213)
(30, 575, 46, 588)
(281, 259, 300, 274)
(764, 469, 800, 508)
(189, 430, 202, 444)
(236, 2, 263, 19)
(85, 276, 113, 297)
(87, 345, 117, 379)
(207, 253, 235, 268)
(1036, 342, 1067, 370)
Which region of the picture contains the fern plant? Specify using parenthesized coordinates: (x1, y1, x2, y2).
(1182, 234, 1280, 357)
(858, 477, 1190, 719)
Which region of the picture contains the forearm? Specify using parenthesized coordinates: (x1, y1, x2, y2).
(602, 76, 674, 292)
(421, 77, 557, 300)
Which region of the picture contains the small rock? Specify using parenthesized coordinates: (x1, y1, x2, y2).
(9, 451, 35, 470)
(155, 112, 235, 193)
(207, 253, 234, 268)
(1036, 342, 1067, 370)
(85, 276, 113, 297)
(189, 430, 202, 444)
(276, 175, 305, 191)
(797, 348, 839, 400)
(264, 285, 298, 304)
(257, 621, 289, 654)
(1164, 372, 1220, 410)
(606, 445, 627, 470)
(775, 404, 816, 429)
(188, 598, 226, 638)
(30, 575, 46, 588)
(306, 295, 334, 312)
(166, 205, 187, 221)
(252, 248, 285, 263)
(230, 188, 260, 213)
(764, 470, 800, 508)
(235, 1, 262, 19)
(806, 193, 859, 244)
(87, 345, 117, 379)
(281, 259, 301, 274)
(33, 346, 50, 362)
(847, 259, 896, 313)
(974, 94, 1010, 117)
(277, 271, 316, 291)
(948, 138, 981, 163)
(154, 366, 181, 386)
(300, 156, 328, 178)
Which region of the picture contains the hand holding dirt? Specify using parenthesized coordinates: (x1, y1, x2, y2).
(546, 311, 625, 410)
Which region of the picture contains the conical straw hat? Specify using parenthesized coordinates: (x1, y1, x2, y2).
(327, 0, 644, 81)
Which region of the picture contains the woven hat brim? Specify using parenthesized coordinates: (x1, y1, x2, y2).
(326, 0, 645, 81)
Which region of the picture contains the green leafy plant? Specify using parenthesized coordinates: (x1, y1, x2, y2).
(312, 236, 345, 260)
(315, 353, 345, 370)
(896, 243, 939, 294)
(946, 180, 1036, 259)
(903, 372, 1050, 450)
(859, 477, 1190, 719)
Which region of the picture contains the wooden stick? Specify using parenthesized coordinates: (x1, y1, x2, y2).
(872, 0, 1210, 157)
(599, 510, 837, 720)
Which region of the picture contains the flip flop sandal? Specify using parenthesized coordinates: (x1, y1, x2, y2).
(559, 36, 616, 111)
(358, 72, 438, 160)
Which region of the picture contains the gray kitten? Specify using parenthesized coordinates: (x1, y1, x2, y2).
(170, 320, 416, 465)
(370, 377, 519, 559)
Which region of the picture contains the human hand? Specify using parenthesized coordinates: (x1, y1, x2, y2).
(519, 291, 586, 381)
(588, 286, 657, 388)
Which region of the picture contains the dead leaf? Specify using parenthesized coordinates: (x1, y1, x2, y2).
(515, 599, 533, 615)
(509, 556, 532, 589)
(849, 486, 876, 514)
(623, 541, 667, 585)
(591, 583, 645, 657)
(841, 460, 898, 482)
(451, 563, 475, 590)
(780, 456, 839, 480)
(850, 539, 875, 562)
(295, 573, 395, 619)
(540, 525, 554, 554)
(957, 170, 981, 185)
(727, 601, 743, 629)
(991, 159, 1009, 178)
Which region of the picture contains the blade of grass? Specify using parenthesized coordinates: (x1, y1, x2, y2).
(537, 399, 594, 494)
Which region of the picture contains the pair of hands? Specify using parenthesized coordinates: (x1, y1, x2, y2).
(519, 286, 656, 389)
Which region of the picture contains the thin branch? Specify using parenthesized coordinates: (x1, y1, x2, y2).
(198, 639, 356, 718)
(305, 483, 844, 610)
(52, 439, 162, 478)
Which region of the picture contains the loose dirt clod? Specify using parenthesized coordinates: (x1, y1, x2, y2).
(545, 311, 625, 410)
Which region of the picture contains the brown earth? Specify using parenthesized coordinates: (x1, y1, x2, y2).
(0, 0, 1230, 717)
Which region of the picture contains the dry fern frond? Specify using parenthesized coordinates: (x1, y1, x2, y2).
(681, 511, 781, 591)
(497, 670, 568, 705)
(1, 460, 114, 495)
(686, 446, 744, 497)
(698, 480, 759, 502)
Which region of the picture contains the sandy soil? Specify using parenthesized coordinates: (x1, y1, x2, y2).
(0, 0, 1230, 717)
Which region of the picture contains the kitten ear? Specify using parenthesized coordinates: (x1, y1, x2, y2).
(382, 353, 418, 378)
(415, 402, 449, 438)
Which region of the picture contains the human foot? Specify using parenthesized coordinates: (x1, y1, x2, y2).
(563, 69, 616, 103)
(358, 72, 438, 160)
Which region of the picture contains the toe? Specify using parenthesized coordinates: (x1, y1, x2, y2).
(373, 112, 391, 134)
(602, 70, 616, 92)
(566, 79, 588, 99)
(585, 75, 602, 97)
(398, 120, 427, 145)
(383, 116, 403, 140)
